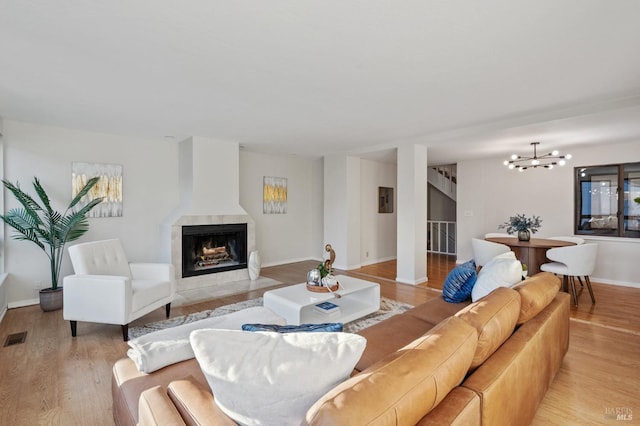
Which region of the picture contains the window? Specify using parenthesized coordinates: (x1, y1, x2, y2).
(575, 162, 640, 238)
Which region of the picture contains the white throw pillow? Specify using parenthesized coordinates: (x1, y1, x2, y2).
(471, 251, 523, 302)
(190, 329, 366, 426)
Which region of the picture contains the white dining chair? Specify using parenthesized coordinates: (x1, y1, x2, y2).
(540, 243, 597, 306)
(471, 238, 511, 267)
(548, 236, 585, 245)
(484, 233, 512, 238)
(547, 237, 586, 288)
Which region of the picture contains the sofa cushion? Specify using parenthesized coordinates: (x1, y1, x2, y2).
(168, 376, 237, 426)
(455, 286, 521, 369)
(112, 357, 208, 426)
(303, 316, 478, 426)
(137, 385, 186, 426)
(355, 314, 438, 371)
(442, 259, 478, 303)
(405, 296, 472, 325)
(416, 387, 481, 426)
(190, 329, 366, 426)
(511, 272, 562, 325)
(471, 251, 522, 302)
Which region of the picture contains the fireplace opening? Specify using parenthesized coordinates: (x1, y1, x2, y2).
(182, 223, 248, 278)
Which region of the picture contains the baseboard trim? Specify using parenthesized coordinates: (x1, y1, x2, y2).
(589, 278, 640, 289)
(8, 298, 39, 309)
(261, 257, 320, 268)
(360, 256, 397, 267)
(395, 276, 428, 286)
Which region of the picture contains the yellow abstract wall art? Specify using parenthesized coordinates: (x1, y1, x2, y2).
(263, 176, 287, 214)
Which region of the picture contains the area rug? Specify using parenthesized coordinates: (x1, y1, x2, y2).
(129, 296, 413, 339)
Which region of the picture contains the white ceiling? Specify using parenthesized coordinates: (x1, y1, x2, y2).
(1, 1, 640, 165)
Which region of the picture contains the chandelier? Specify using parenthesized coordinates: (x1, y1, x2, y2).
(504, 142, 571, 171)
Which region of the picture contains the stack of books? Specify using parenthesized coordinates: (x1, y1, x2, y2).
(313, 301, 341, 317)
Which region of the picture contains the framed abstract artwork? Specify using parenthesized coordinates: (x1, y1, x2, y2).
(263, 176, 287, 214)
(72, 162, 123, 217)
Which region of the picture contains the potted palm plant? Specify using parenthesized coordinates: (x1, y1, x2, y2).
(0, 177, 103, 311)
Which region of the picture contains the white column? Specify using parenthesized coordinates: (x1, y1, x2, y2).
(396, 145, 427, 285)
(323, 155, 361, 270)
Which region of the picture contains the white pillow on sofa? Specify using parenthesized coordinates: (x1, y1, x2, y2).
(190, 329, 366, 426)
(471, 251, 522, 302)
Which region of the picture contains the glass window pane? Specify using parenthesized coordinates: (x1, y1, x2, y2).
(576, 165, 619, 236)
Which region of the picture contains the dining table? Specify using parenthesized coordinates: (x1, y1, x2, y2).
(484, 237, 576, 275)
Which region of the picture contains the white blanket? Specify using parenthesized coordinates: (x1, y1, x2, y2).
(127, 306, 285, 373)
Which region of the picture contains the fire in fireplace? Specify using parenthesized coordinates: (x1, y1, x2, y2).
(182, 223, 248, 278)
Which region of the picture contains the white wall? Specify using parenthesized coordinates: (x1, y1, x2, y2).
(428, 184, 456, 221)
(323, 155, 362, 270)
(239, 150, 323, 266)
(457, 140, 640, 287)
(1, 120, 327, 306)
(360, 159, 397, 265)
(3, 120, 180, 306)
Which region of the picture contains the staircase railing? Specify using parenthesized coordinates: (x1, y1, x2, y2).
(428, 165, 457, 201)
(427, 220, 456, 255)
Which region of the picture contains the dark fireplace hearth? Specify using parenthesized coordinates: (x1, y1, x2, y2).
(182, 223, 248, 278)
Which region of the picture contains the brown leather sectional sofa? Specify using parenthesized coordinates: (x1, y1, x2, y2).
(112, 272, 569, 425)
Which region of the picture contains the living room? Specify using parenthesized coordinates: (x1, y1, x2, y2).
(1, 2, 640, 425)
(2, 120, 639, 310)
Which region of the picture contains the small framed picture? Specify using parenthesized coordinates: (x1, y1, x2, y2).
(378, 187, 393, 213)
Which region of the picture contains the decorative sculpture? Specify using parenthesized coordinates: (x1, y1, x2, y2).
(307, 243, 339, 293)
(323, 244, 336, 272)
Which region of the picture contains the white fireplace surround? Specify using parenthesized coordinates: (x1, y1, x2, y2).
(171, 214, 256, 293)
(168, 137, 272, 302)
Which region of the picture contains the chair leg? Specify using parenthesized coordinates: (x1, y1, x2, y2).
(70, 321, 77, 337)
(122, 324, 129, 341)
(165, 302, 171, 318)
(584, 276, 596, 304)
(569, 276, 579, 306)
(577, 276, 584, 287)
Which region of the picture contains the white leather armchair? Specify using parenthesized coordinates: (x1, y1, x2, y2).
(63, 239, 175, 341)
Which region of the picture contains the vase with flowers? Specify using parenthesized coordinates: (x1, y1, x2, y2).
(499, 214, 542, 241)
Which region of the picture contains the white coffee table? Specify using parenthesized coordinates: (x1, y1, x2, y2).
(263, 275, 380, 325)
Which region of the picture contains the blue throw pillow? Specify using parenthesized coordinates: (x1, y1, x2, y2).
(442, 259, 478, 303)
(241, 323, 344, 333)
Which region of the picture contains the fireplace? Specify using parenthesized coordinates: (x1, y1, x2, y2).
(181, 223, 248, 278)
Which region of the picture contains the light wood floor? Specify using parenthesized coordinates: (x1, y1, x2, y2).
(0, 255, 638, 425)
